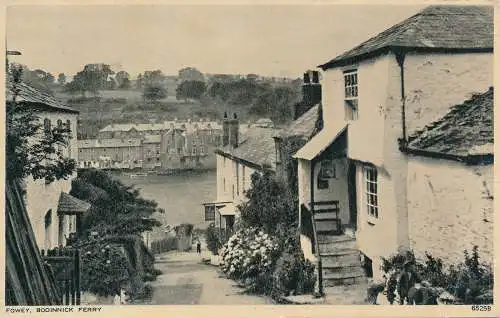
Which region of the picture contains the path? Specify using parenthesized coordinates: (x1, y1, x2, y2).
(138, 250, 273, 305)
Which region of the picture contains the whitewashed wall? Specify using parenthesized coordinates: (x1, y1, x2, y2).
(407, 157, 493, 266)
(24, 111, 78, 250)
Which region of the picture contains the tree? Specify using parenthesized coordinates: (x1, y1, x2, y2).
(238, 170, 297, 234)
(57, 73, 66, 85)
(115, 71, 131, 89)
(176, 80, 206, 100)
(68, 63, 114, 97)
(178, 67, 204, 83)
(69, 169, 161, 236)
(142, 84, 167, 102)
(6, 64, 76, 183)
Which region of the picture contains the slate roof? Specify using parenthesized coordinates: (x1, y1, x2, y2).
(57, 192, 91, 215)
(77, 138, 142, 148)
(215, 128, 279, 170)
(407, 87, 493, 157)
(6, 79, 79, 114)
(276, 104, 320, 139)
(319, 5, 493, 69)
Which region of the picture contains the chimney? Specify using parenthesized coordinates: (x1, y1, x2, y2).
(229, 113, 239, 148)
(222, 112, 230, 147)
(294, 70, 322, 120)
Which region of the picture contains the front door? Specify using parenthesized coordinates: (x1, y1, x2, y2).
(347, 161, 357, 230)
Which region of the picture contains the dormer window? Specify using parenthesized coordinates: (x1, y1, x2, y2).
(344, 69, 359, 121)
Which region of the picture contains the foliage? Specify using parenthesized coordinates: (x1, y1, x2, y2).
(238, 170, 297, 234)
(6, 64, 76, 183)
(80, 242, 131, 297)
(115, 71, 131, 89)
(219, 228, 280, 280)
(69, 169, 161, 236)
(205, 223, 223, 255)
(142, 84, 167, 102)
(178, 67, 204, 82)
(69, 63, 115, 97)
(176, 80, 206, 100)
(57, 73, 66, 85)
(380, 247, 493, 305)
(219, 227, 315, 300)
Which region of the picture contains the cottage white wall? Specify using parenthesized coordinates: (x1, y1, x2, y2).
(403, 52, 493, 136)
(311, 158, 350, 224)
(321, 54, 390, 166)
(354, 162, 399, 281)
(24, 111, 78, 250)
(216, 154, 256, 205)
(407, 157, 493, 266)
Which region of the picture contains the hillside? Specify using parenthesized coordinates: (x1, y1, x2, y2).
(54, 80, 301, 139)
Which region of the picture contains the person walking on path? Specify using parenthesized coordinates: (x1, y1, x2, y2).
(196, 239, 201, 255)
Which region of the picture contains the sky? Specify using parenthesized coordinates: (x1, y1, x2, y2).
(6, 4, 425, 79)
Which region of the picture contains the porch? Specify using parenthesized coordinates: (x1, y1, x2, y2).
(294, 124, 368, 295)
(202, 201, 237, 242)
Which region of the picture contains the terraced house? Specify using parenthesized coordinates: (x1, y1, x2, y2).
(293, 5, 494, 288)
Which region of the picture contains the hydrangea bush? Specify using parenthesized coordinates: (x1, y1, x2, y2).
(219, 227, 280, 281)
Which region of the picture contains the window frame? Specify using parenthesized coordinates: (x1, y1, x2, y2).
(205, 205, 216, 221)
(363, 165, 379, 221)
(343, 69, 359, 121)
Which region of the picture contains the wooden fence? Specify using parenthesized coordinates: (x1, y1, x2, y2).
(41, 247, 81, 305)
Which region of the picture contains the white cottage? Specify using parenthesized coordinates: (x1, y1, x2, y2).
(203, 114, 279, 239)
(293, 5, 493, 286)
(7, 79, 90, 251)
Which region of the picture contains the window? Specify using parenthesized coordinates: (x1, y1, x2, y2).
(192, 147, 196, 155)
(344, 70, 359, 121)
(364, 165, 379, 219)
(205, 205, 215, 221)
(199, 146, 205, 155)
(223, 178, 226, 192)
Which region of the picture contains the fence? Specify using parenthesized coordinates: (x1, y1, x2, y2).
(150, 236, 178, 254)
(41, 247, 81, 305)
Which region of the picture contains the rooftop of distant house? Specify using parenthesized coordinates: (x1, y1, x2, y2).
(215, 128, 280, 171)
(99, 119, 222, 133)
(77, 138, 143, 148)
(6, 78, 79, 114)
(276, 104, 320, 139)
(320, 5, 493, 69)
(407, 87, 493, 159)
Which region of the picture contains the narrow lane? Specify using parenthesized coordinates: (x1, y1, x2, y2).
(139, 251, 273, 305)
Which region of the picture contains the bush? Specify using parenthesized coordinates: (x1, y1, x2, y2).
(272, 251, 315, 297)
(219, 228, 279, 281)
(205, 223, 223, 255)
(380, 246, 493, 305)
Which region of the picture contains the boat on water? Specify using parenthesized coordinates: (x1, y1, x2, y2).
(130, 172, 148, 179)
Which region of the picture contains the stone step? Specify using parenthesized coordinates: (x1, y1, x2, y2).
(323, 274, 368, 287)
(314, 212, 339, 221)
(315, 220, 340, 233)
(320, 250, 361, 265)
(323, 264, 365, 276)
(319, 240, 356, 253)
(317, 234, 354, 243)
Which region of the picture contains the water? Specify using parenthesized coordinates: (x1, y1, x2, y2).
(112, 170, 217, 233)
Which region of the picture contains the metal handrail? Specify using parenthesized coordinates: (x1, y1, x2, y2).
(309, 202, 323, 297)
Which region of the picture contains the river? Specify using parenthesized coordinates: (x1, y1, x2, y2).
(112, 170, 217, 235)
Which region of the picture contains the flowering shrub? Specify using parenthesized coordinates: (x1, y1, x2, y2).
(219, 228, 279, 281)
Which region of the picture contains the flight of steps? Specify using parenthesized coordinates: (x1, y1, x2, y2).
(317, 233, 367, 287)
